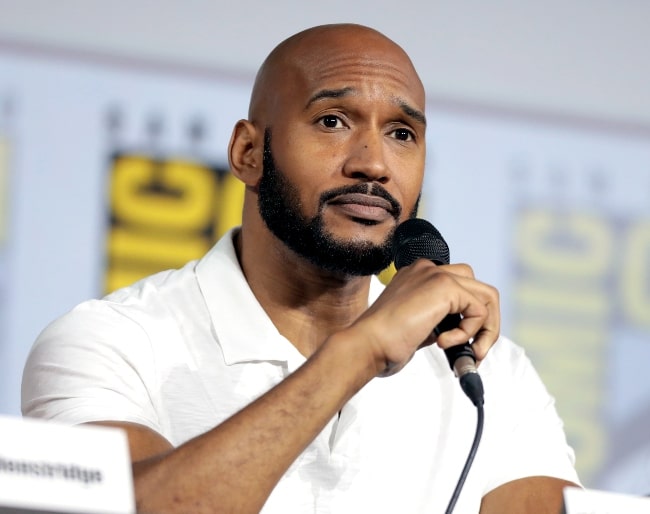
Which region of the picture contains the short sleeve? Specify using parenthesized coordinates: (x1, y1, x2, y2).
(480, 338, 582, 494)
(21, 299, 162, 435)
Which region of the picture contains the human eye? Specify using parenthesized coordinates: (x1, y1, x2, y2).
(391, 127, 415, 142)
(318, 114, 345, 129)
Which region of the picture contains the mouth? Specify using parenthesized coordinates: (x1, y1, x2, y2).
(326, 193, 397, 223)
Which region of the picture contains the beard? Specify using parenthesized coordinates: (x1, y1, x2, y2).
(257, 129, 419, 276)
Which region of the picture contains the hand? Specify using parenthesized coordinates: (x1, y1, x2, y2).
(350, 258, 500, 376)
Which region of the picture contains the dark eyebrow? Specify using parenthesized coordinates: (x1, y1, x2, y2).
(305, 88, 354, 108)
(305, 87, 427, 127)
(400, 102, 427, 127)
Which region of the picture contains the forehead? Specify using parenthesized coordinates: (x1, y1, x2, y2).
(303, 55, 422, 106)
(272, 29, 425, 113)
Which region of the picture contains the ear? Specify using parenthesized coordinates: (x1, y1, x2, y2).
(228, 119, 263, 188)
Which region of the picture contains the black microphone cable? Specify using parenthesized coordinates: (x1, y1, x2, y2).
(392, 218, 486, 513)
(445, 402, 484, 514)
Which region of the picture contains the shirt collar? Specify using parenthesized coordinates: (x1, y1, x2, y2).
(196, 228, 385, 367)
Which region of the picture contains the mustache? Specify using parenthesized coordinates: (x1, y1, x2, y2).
(319, 183, 402, 218)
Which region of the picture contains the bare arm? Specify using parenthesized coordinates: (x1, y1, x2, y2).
(91, 260, 499, 514)
(480, 476, 578, 514)
(98, 330, 380, 514)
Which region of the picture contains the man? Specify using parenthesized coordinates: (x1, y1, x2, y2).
(22, 24, 579, 513)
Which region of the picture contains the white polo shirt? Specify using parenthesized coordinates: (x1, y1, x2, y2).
(22, 229, 580, 513)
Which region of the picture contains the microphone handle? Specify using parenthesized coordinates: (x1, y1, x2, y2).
(435, 314, 484, 407)
(434, 314, 476, 373)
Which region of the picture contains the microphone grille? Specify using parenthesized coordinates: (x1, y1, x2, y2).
(392, 218, 450, 269)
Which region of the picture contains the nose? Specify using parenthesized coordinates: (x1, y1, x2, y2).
(341, 130, 390, 183)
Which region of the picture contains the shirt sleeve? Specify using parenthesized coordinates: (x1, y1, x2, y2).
(21, 299, 163, 435)
(480, 337, 582, 494)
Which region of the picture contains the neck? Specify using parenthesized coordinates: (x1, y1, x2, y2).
(235, 226, 374, 357)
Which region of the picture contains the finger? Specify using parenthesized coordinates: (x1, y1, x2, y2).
(471, 283, 500, 361)
(434, 297, 488, 348)
(433, 284, 499, 359)
(437, 262, 475, 279)
(436, 274, 500, 361)
(471, 329, 499, 363)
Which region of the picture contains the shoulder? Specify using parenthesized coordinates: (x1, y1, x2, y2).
(28, 229, 242, 365)
(104, 258, 201, 312)
(27, 257, 206, 374)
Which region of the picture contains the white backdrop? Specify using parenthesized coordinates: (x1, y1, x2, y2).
(1, 45, 649, 495)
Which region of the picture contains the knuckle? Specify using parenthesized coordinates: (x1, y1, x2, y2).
(487, 284, 500, 303)
(454, 262, 474, 278)
(430, 270, 455, 288)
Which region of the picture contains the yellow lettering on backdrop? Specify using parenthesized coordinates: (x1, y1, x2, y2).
(111, 157, 214, 232)
(513, 209, 610, 483)
(105, 156, 242, 293)
(622, 221, 650, 328)
(517, 212, 611, 276)
(518, 323, 606, 474)
(108, 227, 210, 268)
(106, 230, 211, 293)
(514, 282, 608, 317)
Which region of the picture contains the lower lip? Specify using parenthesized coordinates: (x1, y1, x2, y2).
(329, 203, 392, 222)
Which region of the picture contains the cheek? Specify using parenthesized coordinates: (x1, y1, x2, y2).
(401, 187, 423, 219)
(275, 134, 345, 186)
(390, 161, 424, 213)
(270, 154, 328, 216)
(282, 133, 346, 173)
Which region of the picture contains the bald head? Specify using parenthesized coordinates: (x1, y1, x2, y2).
(228, 23, 427, 276)
(248, 24, 425, 125)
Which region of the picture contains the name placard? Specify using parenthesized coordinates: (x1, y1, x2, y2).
(0, 416, 135, 513)
(564, 486, 650, 514)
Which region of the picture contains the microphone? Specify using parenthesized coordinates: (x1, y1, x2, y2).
(392, 218, 484, 406)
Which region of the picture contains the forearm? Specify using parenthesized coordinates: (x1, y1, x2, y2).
(480, 476, 578, 513)
(133, 329, 378, 514)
